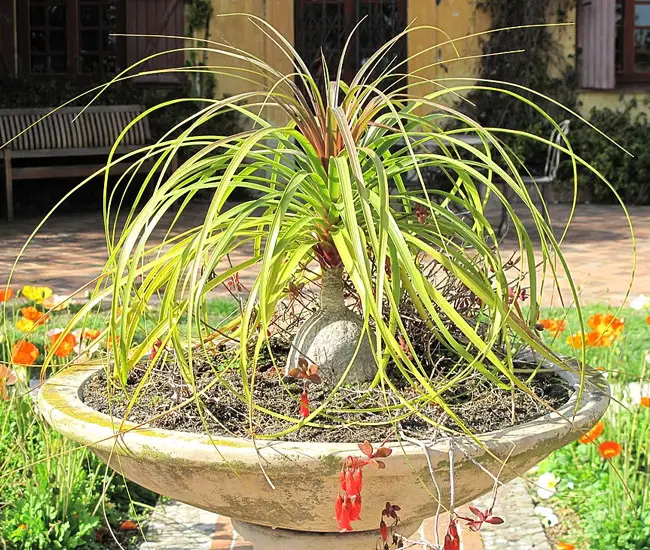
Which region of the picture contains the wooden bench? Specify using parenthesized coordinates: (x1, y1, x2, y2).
(0, 104, 168, 221)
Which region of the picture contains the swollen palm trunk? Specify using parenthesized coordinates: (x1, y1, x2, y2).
(285, 268, 376, 384)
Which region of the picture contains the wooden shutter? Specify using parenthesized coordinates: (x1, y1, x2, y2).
(125, 0, 185, 83)
(577, 0, 616, 89)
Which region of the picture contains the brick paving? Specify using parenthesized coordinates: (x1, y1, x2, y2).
(1, 202, 648, 307)
(2, 200, 645, 549)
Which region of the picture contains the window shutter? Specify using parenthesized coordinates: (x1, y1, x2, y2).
(577, 0, 616, 89)
(125, 0, 185, 83)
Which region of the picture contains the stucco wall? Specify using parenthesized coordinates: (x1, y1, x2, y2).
(205, 0, 650, 116)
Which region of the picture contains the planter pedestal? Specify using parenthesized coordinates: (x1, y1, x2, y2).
(231, 519, 422, 550)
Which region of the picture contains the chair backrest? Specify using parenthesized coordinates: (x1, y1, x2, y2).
(544, 119, 571, 180)
(0, 105, 151, 151)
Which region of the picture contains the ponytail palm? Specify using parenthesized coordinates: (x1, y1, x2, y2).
(73, 18, 598, 437)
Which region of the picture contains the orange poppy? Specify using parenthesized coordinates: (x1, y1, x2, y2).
(0, 287, 14, 302)
(119, 520, 138, 531)
(587, 313, 624, 345)
(50, 332, 77, 358)
(82, 328, 101, 340)
(578, 420, 605, 444)
(557, 544, 575, 550)
(566, 331, 601, 349)
(20, 306, 49, 326)
(539, 319, 568, 336)
(11, 341, 40, 366)
(641, 397, 650, 408)
(598, 440, 623, 459)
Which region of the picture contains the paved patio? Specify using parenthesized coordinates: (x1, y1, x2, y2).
(0, 201, 647, 307)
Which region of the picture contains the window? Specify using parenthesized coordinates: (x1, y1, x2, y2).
(19, 0, 123, 76)
(294, 0, 407, 88)
(617, 0, 650, 82)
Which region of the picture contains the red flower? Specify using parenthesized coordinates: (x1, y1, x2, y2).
(444, 518, 460, 550)
(641, 397, 650, 408)
(299, 389, 310, 419)
(598, 440, 623, 459)
(335, 495, 353, 532)
(379, 519, 388, 542)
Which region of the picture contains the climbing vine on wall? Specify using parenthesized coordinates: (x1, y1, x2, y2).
(185, 0, 216, 99)
(471, 0, 575, 169)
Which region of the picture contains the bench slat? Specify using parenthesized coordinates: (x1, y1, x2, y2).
(0, 105, 151, 151)
(9, 145, 147, 159)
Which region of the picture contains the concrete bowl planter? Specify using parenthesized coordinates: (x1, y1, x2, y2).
(39, 363, 609, 550)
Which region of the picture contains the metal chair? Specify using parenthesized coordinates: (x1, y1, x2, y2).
(497, 120, 571, 238)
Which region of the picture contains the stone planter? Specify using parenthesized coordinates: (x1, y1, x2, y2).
(39, 363, 609, 550)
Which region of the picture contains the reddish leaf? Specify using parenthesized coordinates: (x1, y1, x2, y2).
(298, 357, 308, 369)
(120, 520, 138, 531)
(469, 506, 486, 521)
(95, 528, 109, 542)
(485, 516, 504, 525)
(288, 368, 301, 378)
(308, 373, 322, 384)
(358, 440, 374, 459)
(372, 447, 392, 459)
(369, 458, 386, 469)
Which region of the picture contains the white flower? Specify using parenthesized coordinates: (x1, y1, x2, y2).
(566, 481, 575, 490)
(537, 472, 559, 499)
(533, 505, 559, 527)
(630, 294, 650, 310)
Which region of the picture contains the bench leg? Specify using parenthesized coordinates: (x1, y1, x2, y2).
(3, 149, 13, 222)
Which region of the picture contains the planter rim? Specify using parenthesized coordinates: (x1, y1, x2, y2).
(39, 360, 610, 463)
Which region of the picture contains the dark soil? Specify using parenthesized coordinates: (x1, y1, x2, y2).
(84, 341, 572, 442)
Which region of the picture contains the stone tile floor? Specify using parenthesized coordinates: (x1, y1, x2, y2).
(1, 200, 645, 549)
(1, 201, 648, 307)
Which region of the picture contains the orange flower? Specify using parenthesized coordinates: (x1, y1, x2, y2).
(0, 287, 14, 302)
(539, 319, 567, 336)
(119, 520, 138, 531)
(557, 544, 575, 550)
(566, 331, 601, 349)
(578, 420, 605, 444)
(82, 328, 101, 340)
(50, 332, 77, 358)
(641, 397, 650, 408)
(11, 341, 39, 366)
(587, 313, 625, 345)
(647, 315, 650, 326)
(598, 440, 623, 459)
(20, 306, 49, 325)
(0, 365, 17, 400)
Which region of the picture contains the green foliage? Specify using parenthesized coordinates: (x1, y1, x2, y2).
(540, 397, 650, 549)
(53, 17, 608, 440)
(562, 104, 650, 204)
(0, 395, 156, 549)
